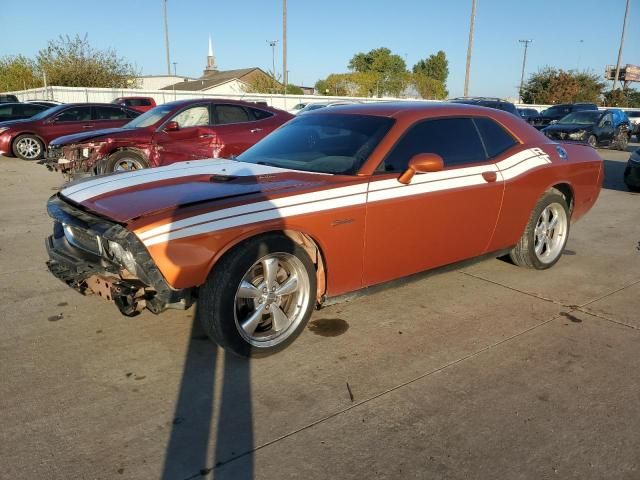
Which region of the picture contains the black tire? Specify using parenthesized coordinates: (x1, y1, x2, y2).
(509, 189, 570, 270)
(103, 150, 148, 173)
(12, 134, 44, 160)
(587, 134, 597, 148)
(198, 233, 317, 357)
(612, 130, 629, 151)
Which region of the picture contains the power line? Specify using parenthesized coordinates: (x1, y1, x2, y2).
(463, 0, 477, 96)
(518, 39, 532, 103)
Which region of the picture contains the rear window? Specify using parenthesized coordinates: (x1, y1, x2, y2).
(126, 98, 152, 107)
(216, 105, 250, 124)
(249, 108, 273, 120)
(628, 111, 640, 118)
(473, 117, 518, 158)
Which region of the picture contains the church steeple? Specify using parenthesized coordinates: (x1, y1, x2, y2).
(204, 35, 217, 74)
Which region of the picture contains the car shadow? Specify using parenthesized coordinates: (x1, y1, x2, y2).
(602, 159, 630, 192)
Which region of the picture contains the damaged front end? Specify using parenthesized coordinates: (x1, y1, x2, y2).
(46, 194, 193, 316)
(41, 143, 107, 180)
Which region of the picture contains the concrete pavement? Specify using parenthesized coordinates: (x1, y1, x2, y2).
(1, 146, 639, 479)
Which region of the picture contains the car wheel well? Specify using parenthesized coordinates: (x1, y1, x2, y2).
(550, 183, 574, 213)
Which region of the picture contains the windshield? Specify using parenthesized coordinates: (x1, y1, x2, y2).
(238, 113, 394, 174)
(30, 104, 67, 120)
(558, 111, 601, 125)
(124, 104, 174, 128)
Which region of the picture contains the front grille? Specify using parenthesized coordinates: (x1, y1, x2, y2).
(47, 146, 63, 160)
(63, 224, 102, 255)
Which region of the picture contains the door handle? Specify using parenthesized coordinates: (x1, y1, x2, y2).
(482, 171, 497, 182)
(81, 124, 94, 129)
(250, 128, 263, 133)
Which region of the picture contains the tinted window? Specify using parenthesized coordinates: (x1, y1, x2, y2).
(216, 105, 250, 124)
(0, 105, 13, 117)
(94, 106, 129, 120)
(382, 118, 486, 172)
(473, 117, 518, 158)
(55, 106, 92, 122)
(17, 104, 47, 117)
(573, 104, 597, 111)
(627, 111, 640, 118)
(238, 113, 394, 174)
(249, 107, 273, 120)
(126, 98, 152, 106)
(171, 105, 210, 127)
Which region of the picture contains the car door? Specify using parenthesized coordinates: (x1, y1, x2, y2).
(597, 113, 614, 143)
(362, 116, 507, 287)
(211, 104, 264, 158)
(45, 105, 93, 143)
(153, 103, 213, 165)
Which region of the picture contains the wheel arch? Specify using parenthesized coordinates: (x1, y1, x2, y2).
(548, 182, 574, 215)
(11, 131, 46, 149)
(205, 228, 328, 303)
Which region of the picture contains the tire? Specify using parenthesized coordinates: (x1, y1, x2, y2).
(587, 134, 597, 148)
(12, 134, 44, 160)
(509, 189, 570, 270)
(103, 150, 148, 173)
(612, 130, 628, 151)
(198, 233, 317, 357)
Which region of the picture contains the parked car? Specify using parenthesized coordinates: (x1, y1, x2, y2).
(449, 97, 519, 116)
(296, 101, 358, 115)
(111, 96, 157, 113)
(0, 103, 140, 160)
(45, 99, 293, 177)
(45, 102, 602, 357)
(517, 107, 539, 119)
(542, 110, 628, 150)
(25, 100, 64, 108)
(0, 94, 19, 103)
(288, 102, 309, 114)
(0, 102, 50, 121)
(623, 147, 640, 192)
(627, 111, 640, 139)
(528, 103, 598, 130)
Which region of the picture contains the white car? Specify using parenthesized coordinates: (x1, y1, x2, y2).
(627, 111, 640, 138)
(295, 101, 359, 115)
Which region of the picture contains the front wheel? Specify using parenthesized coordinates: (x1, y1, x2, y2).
(13, 134, 44, 160)
(509, 189, 570, 270)
(103, 150, 148, 173)
(198, 234, 317, 357)
(587, 134, 597, 148)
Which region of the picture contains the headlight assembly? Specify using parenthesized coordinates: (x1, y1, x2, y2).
(108, 240, 137, 274)
(568, 130, 586, 140)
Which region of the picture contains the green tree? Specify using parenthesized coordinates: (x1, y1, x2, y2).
(348, 47, 407, 97)
(603, 88, 640, 107)
(413, 50, 449, 84)
(0, 55, 42, 91)
(36, 34, 138, 88)
(521, 67, 604, 104)
(412, 73, 447, 100)
(244, 70, 282, 93)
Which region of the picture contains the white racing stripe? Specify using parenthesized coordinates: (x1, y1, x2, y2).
(61, 159, 321, 203)
(138, 147, 552, 247)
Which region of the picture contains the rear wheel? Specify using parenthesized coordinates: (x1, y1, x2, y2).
(509, 190, 570, 270)
(13, 134, 44, 160)
(198, 234, 317, 357)
(103, 150, 148, 173)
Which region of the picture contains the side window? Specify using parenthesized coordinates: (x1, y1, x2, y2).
(473, 117, 518, 158)
(249, 107, 273, 121)
(215, 105, 250, 125)
(55, 106, 92, 122)
(0, 105, 13, 117)
(94, 106, 129, 120)
(125, 108, 139, 119)
(171, 105, 210, 128)
(19, 104, 45, 117)
(382, 118, 487, 172)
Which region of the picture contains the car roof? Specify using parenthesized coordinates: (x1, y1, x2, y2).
(313, 101, 512, 118)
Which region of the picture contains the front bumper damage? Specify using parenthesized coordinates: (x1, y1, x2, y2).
(46, 194, 193, 316)
(40, 145, 105, 180)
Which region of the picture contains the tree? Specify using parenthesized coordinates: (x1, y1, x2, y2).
(413, 50, 449, 84)
(348, 47, 407, 97)
(0, 55, 42, 91)
(603, 88, 640, 107)
(520, 67, 605, 104)
(412, 73, 447, 100)
(244, 70, 283, 93)
(36, 34, 138, 88)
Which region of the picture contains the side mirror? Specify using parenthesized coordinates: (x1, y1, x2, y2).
(603, 120, 612, 127)
(164, 121, 180, 132)
(398, 153, 444, 185)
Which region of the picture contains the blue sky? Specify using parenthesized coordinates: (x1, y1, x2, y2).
(2, 0, 638, 98)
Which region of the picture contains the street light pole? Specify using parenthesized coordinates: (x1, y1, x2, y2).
(518, 39, 532, 103)
(267, 40, 278, 80)
(172, 62, 177, 76)
(163, 0, 171, 75)
(463, 0, 476, 96)
(613, 0, 631, 90)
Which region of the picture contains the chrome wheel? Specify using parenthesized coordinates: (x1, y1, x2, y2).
(114, 158, 144, 172)
(16, 137, 42, 159)
(534, 203, 568, 264)
(234, 252, 311, 348)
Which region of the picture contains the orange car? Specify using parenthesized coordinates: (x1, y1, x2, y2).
(46, 103, 603, 357)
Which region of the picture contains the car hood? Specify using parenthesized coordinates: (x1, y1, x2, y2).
(543, 124, 594, 133)
(58, 159, 341, 224)
(50, 127, 141, 147)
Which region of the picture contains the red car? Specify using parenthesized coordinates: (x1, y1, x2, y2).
(45, 99, 293, 176)
(111, 96, 157, 113)
(45, 103, 602, 357)
(0, 103, 140, 160)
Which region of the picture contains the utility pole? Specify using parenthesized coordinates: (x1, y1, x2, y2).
(172, 62, 177, 76)
(518, 40, 532, 103)
(576, 39, 584, 71)
(283, 0, 287, 92)
(613, 0, 631, 90)
(463, 0, 476, 96)
(267, 40, 278, 81)
(163, 0, 171, 75)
